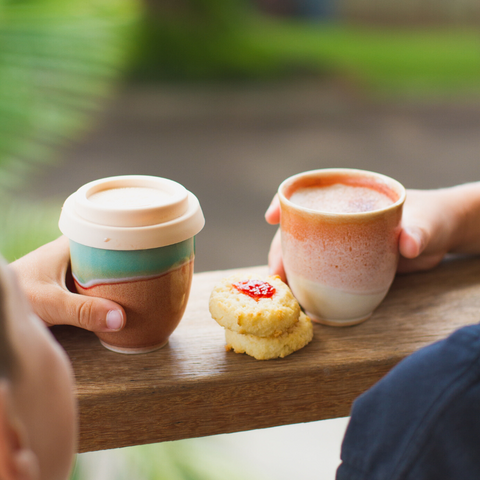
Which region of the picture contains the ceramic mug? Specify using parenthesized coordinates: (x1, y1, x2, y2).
(59, 175, 205, 353)
(278, 168, 406, 326)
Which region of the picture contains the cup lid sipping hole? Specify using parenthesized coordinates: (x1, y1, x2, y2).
(59, 175, 205, 251)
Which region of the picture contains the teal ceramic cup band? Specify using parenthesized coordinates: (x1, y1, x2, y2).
(70, 238, 195, 288)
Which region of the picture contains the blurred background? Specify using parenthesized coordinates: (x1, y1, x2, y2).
(1, 0, 479, 479)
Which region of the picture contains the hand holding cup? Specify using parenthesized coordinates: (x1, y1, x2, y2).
(59, 175, 204, 353)
(270, 168, 406, 326)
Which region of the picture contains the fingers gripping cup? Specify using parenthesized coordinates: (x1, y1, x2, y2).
(59, 175, 205, 353)
(279, 169, 405, 327)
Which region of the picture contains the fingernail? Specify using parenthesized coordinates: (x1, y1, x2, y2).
(106, 310, 124, 331)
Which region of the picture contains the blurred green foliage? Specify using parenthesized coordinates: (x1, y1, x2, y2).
(0, 0, 140, 190)
(132, 2, 480, 95)
(133, 0, 285, 81)
(0, 199, 61, 262)
(253, 20, 480, 96)
(0, 0, 141, 261)
(71, 439, 264, 480)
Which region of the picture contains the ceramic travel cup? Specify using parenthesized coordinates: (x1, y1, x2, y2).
(59, 175, 205, 353)
(278, 168, 406, 326)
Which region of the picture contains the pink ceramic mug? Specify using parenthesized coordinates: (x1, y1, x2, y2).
(278, 168, 406, 326)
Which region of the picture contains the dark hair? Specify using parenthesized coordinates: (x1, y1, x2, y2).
(0, 267, 17, 380)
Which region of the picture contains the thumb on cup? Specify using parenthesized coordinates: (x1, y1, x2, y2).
(40, 286, 126, 333)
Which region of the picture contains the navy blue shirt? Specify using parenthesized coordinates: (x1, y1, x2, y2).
(337, 323, 480, 480)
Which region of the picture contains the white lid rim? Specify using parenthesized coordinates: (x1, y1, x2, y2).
(59, 192, 205, 250)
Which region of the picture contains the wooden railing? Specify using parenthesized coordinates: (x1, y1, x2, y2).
(55, 257, 480, 453)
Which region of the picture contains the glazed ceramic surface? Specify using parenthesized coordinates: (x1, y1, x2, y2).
(59, 175, 205, 353)
(279, 169, 405, 326)
(71, 239, 195, 353)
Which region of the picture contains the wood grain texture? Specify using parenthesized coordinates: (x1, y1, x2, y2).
(54, 257, 480, 453)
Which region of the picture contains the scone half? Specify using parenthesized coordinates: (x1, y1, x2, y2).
(225, 312, 313, 360)
(209, 273, 301, 337)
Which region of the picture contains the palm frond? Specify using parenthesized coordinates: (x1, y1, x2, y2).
(0, 0, 141, 190)
(0, 0, 141, 260)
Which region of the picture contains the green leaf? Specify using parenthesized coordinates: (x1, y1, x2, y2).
(0, 0, 141, 191)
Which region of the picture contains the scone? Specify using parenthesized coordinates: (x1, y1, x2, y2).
(225, 311, 313, 360)
(209, 272, 314, 360)
(209, 273, 300, 337)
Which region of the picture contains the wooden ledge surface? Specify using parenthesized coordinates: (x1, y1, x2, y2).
(54, 258, 480, 453)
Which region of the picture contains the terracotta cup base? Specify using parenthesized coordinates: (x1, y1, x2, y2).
(99, 339, 169, 354)
(308, 311, 372, 327)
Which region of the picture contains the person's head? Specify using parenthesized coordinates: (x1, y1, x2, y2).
(0, 256, 77, 480)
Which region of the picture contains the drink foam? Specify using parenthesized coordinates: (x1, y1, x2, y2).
(290, 183, 393, 214)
